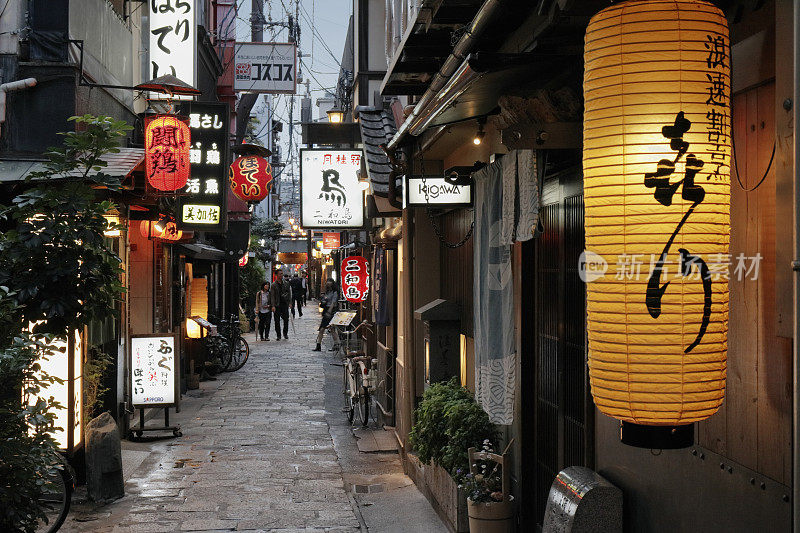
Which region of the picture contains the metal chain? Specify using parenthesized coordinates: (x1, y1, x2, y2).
(427, 208, 475, 248)
(418, 154, 473, 248)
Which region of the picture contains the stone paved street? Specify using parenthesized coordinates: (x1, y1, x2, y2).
(62, 306, 446, 533)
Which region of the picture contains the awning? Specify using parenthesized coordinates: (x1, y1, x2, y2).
(0, 148, 145, 183)
(178, 243, 225, 261)
(356, 105, 400, 199)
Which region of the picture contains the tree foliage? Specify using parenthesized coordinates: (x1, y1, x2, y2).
(249, 214, 282, 264)
(0, 115, 130, 531)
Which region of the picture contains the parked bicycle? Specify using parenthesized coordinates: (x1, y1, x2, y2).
(33, 451, 74, 533)
(204, 314, 249, 373)
(336, 320, 378, 426)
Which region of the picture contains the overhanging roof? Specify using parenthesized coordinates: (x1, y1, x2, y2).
(0, 148, 145, 183)
(356, 105, 399, 198)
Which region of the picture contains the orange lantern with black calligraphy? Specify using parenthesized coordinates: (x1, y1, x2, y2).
(341, 256, 369, 303)
(229, 155, 273, 202)
(145, 114, 191, 191)
(139, 219, 183, 241)
(583, 0, 730, 447)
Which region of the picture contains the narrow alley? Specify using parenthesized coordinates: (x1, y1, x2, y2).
(61, 309, 446, 533)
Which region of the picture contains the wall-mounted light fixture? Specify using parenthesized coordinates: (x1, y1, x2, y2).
(473, 118, 486, 145)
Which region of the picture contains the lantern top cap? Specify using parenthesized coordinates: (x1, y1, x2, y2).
(232, 143, 272, 158)
(135, 75, 201, 96)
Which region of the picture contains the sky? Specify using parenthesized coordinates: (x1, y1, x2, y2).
(234, 0, 353, 221)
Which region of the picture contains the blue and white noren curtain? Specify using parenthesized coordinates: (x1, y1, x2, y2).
(473, 151, 539, 425)
(473, 160, 516, 425)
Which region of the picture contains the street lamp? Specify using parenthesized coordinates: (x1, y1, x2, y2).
(327, 105, 344, 124)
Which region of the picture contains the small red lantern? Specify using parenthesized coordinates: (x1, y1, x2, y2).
(341, 256, 369, 303)
(145, 114, 191, 191)
(229, 155, 273, 202)
(139, 219, 183, 241)
(239, 253, 249, 267)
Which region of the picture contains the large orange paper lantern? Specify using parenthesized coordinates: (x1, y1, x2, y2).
(583, 0, 730, 447)
(229, 155, 273, 202)
(145, 114, 191, 191)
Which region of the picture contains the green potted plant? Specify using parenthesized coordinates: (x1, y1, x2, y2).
(460, 440, 514, 533)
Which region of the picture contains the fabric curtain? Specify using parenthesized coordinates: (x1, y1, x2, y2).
(500, 150, 540, 246)
(473, 160, 516, 425)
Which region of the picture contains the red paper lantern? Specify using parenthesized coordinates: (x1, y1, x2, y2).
(145, 114, 191, 191)
(341, 256, 369, 303)
(239, 253, 249, 267)
(229, 155, 273, 202)
(139, 219, 183, 241)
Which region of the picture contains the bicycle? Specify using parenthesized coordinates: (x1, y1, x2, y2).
(337, 321, 378, 427)
(217, 314, 249, 372)
(33, 451, 74, 533)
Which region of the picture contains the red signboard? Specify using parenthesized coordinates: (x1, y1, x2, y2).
(239, 253, 249, 267)
(341, 255, 369, 303)
(229, 155, 273, 202)
(322, 232, 340, 250)
(145, 114, 191, 191)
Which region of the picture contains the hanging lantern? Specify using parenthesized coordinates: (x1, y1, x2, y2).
(583, 0, 730, 448)
(139, 219, 183, 241)
(145, 114, 191, 191)
(239, 253, 249, 267)
(341, 256, 369, 303)
(229, 155, 273, 202)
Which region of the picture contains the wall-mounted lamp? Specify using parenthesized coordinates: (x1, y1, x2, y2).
(473, 118, 486, 145)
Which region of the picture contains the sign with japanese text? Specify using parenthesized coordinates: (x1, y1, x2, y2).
(149, 0, 195, 91)
(131, 334, 178, 408)
(322, 232, 340, 251)
(300, 149, 364, 229)
(176, 102, 228, 232)
(182, 204, 221, 225)
(341, 256, 369, 303)
(277, 252, 308, 264)
(234, 42, 297, 94)
(406, 176, 472, 207)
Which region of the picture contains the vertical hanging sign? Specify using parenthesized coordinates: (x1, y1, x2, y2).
(176, 102, 229, 232)
(130, 334, 178, 407)
(149, 0, 196, 88)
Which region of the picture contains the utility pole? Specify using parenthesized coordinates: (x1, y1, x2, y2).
(234, 0, 265, 144)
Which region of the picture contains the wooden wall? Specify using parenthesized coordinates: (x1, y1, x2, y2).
(698, 80, 792, 486)
(439, 208, 475, 337)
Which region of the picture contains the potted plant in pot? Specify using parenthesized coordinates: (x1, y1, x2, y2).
(459, 440, 515, 533)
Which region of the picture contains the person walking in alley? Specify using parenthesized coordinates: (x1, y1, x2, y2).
(313, 278, 340, 351)
(301, 271, 308, 305)
(270, 269, 292, 340)
(255, 282, 272, 341)
(290, 274, 304, 318)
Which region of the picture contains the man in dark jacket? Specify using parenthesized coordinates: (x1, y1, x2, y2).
(270, 269, 292, 340)
(289, 274, 303, 318)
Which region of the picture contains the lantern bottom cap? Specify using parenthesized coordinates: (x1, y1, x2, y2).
(620, 421, 694, 449)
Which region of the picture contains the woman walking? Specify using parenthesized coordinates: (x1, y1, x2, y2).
(255, 281, 272, 341)
(313, 278, 340, 351)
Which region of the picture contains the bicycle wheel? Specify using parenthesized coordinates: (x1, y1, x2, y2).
(355, 372, 369, 427)
(35, 465, 72, 533)
(343, 363, 355, 424)
(228, 337, 249, 371)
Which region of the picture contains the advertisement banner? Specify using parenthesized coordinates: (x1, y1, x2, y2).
(300, 149, 364, 229)
(234, 42, 297, 94)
